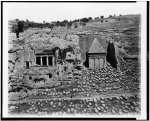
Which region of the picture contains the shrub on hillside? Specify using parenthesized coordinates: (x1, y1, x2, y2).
(100, 16, 104, 19)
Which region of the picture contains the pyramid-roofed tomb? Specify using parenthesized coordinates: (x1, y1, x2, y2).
(89, 38, 106, 53)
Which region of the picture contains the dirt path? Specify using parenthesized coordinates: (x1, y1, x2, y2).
(9, 92, 140, 104)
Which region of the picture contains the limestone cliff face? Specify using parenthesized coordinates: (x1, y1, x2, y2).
(8, 30, 82, 82)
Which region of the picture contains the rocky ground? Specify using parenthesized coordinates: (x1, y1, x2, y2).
(9, 95, 140, 116)
(8, 61, 140, 116)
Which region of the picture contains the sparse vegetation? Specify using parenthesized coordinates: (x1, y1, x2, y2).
(8, 14, 140, 116)
(12, 20, 24, 38)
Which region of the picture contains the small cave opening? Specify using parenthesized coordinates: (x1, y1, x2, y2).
(25, 62, 29, 67)
(29, 76, 32, 80)
(48, 73, 53, 78)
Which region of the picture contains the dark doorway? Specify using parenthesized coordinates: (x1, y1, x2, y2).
(48, 56, 53, 66)
(84, 52, 89, 68)
(48, 73, 53, 78)
(36, 57, 41, 65)
(29, 76, 32, 80)
(26, 62, 29, 67)
(42, 56, 47, 66)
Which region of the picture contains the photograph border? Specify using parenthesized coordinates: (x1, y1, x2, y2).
(1, 1, 149, 120)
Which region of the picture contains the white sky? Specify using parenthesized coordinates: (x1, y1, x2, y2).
(4, 2, 145, 23)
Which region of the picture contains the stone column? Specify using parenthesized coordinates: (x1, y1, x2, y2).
(95, 57, 99, 69)
(40, 56, 42, 66)
(102, 58, 104, 69)
(99, 57, 101, 69)
(35, 57, 36, 66)
(93, 57, 95, 70)
(103, 58, 105, 68)
(104, 57, 106, 69)
(47, 56, 49, 66)
(99, 57, 103, 69)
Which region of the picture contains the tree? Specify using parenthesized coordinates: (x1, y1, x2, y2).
(74, 19, 79, 22)
(106, 41, 118, 69)
(15, 19, 19, 21)
(12, 20, 24, 38)
(59, 20, 68, 27)
(82, 22, 86, 26)
(39, 24, 43, 29)
(74, 23, 78, 28)
(100, 16, 104, 19)
(88, 17, 92, 20)
(80, 17, 89, 23)
(62, 20, 68, 23)
(67, 22, 72, 29)
(109, 15, 112, 18)
(95, 17, 99, 20)
(55, 21, 60, 26)
(26, 19, 29, 22)
(49, 24, 54, 30)
(59, 22, 65, 27)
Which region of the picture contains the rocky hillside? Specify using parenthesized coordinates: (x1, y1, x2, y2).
(9, 14, 141, 75)
(82, 14, 140, 56)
